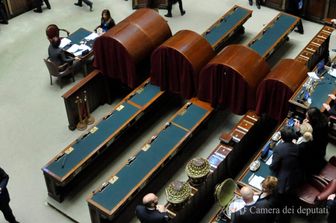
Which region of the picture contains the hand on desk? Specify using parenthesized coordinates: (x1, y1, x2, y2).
(329, 94, 336, 100)
(156, 204, 167, 213)
(75, 56, 81, 61)
(328, 193, 336, 200)
(323, 103, 331, 111)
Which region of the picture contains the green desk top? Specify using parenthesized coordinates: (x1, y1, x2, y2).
(310, 73, 336, 109)
(128, 83, 161, 107)
(204, 7, 250, 47)
(45, 102, 139, 178)
(68, 28, 92, 45)
(90, 102, 210, 212)
(172, 104, 208, 130)
(249, 14, 298, 57)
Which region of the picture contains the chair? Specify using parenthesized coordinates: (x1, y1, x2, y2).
(215, 178, 237, 208)
(44, 58, 74, 89)
(46, 24, 70, 41)
(297, 176, 336, 206)
(319, 156, 336, 182)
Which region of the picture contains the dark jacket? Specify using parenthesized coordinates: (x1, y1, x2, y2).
(0, 168, 10, 204)
(100, 19, 115, 32)
(327, 198, 336, 223)
(48, 44, 74, 67)
(135, 205, 168, 223)
(231, 195, 277, 223)
(270, 142, 304, 194)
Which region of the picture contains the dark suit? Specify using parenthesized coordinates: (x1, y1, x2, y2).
(135, 205, 168, 223)
(327, 198, 336, 223)
(76, 0, 92, 7)
(270, 142, 303, 194)
(34, 0, 51, 12)
(166, 0, 185, 16)
(0, 0, 8, 24)
(48, 44, 74, 67)
(231, 195, 277, 223)
(286, 0, 304, 33)
(0, 168, 17, 223)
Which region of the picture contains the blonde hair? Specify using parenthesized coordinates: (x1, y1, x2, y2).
(261, 176, 278, 194)
(300, 122, 313, 141)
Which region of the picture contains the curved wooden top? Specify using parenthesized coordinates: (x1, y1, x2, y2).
(102, 8, 172, 63)
(157, 30, 215, 73)
(207, 45, 270, 89)
(262, 59, 308, 92)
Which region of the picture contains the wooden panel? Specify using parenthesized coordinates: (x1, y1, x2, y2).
(264, 0, 284, 10)
(7, 0, 33, 16)
(304, 0, 327, 21)
(328, 0, 336, 18)
(132, 0, 168, 9)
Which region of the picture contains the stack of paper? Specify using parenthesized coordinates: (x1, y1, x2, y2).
(59, 38, 71, 49)
(248, 175, 264, 190)
(85, 32, 99, 41)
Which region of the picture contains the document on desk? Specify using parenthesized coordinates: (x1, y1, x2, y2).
(265, 154, 273, 165)
(60, 38, 71, 49)
(307, 72, 320, 80)
(248, 175, 264, 190)
(329, 69, 336, 78)
(85, 32, 99, 41)
(67, 44, 80, 53)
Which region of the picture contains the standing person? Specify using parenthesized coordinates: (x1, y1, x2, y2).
(74, 0, 93, 12)
(270, 126, 304, 223)
(165, 0, 185, 18)
(249, 0, 262, 9)
(0, 0, 8, 24)
(286, 0, 304, 34)
(33, 0, 51, 13)
(135, 193, 169, 223)
(94, 9, 115, 33)
(0, 167, 19, 223)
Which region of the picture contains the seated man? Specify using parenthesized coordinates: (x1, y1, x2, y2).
(48, 36, 80, 71)
(231, 185, 276, 223)
(135, 193, 169, 223)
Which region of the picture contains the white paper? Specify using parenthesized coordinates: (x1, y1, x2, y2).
(66, 44, 80, 53)
(249, 175, 264, 190)
(59, 38, 71, 48)
(85, 32, 99, 41)
(73, 50, 84, 57)
(78, 44, 91, 51)
(307, 72, 320, 80)
(266, 154, 273, 165)
(329, 69, 336, 78)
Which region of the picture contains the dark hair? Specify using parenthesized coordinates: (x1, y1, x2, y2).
(306, 107, 328, 130)
(101, 9, 111, 21)
(280, 126, 296, 142)
(51, 36, 61, 48)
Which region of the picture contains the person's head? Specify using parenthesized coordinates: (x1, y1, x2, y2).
(261, 176, 278, 194)
(101, 9, 111, 21)
(50, 36, 61, 48)
(300, 122, 313, 141)
(240, 186, 254, 204)
(306, 107, 328, 129)
(143, 193, 159, 209)
(280, 126, 296, 143)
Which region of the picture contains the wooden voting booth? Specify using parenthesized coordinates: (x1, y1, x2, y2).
(151, 30, 215, 99)
(255, 59, 308, 121)
(198, 45, 270, 115)
(93, 8, 172, 88)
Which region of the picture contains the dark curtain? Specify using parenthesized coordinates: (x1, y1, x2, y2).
(198, 64, 256, 114)
(93, 36, 139, 88)
(150, 47, 195, 99)
(256, 80, 293, 121)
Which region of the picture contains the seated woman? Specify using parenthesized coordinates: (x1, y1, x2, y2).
(95, 9, 115, 33)
(48, 36, 80, 71)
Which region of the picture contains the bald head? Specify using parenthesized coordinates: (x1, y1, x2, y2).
(240, 186, 254, 204)
(143, 193, 158, 208)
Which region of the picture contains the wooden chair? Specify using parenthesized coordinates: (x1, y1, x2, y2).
(46, 24, 70, 41)
(44, 58, 74, 88)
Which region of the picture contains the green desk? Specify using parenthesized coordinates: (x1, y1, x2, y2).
(87, 100, 213, 222)
(203, 5, 252, 52)
(42, 80, 164, 202)
(248, 13, 299, 59)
